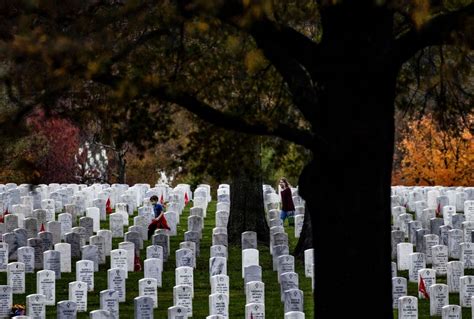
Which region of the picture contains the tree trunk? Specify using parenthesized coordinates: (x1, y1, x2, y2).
(228, 172, 269, 245)
(117, 152, 126, 184)
(293, 205, 312, 260)
(300, 5, 396, 317)
(228, 137, 270, 246)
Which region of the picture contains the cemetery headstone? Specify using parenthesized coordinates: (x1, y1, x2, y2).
(173, 285, 192, 317)
(429, 283, 449, 316)
(43, 250, 61, 279)
(26, 293, 45, 319)
(139, 278, 158, 308)
(134, 296, 154, 319)
(76, 260, 94, 292)
(69, 281, 88, 312)
(100, 289, 119, 319)
(36, 269, 55, 305)
(108, 268, 126, 302)
(17, 246, 34, 273)
(392, 277, 407, 309)
(7, 262, 25, 294)
(57, 300, 77, 319)
(283, 289, 304, 313)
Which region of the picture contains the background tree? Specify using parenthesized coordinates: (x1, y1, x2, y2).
(392, 114, 473, 186)
(0, 1, 472, 316)
(27, 111, 81, 183)
(0, 109, 81, 184)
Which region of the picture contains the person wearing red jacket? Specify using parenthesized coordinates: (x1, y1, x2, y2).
(279, 177, 295, 226)
(148, 195, 170, 239)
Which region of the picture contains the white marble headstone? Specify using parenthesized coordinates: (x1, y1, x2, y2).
(69, 281, 88, 312)
(100, 289, 119, 319)
(460, 275, 474, 307)
(442, 304, 461, 319)
(26, 293, 45, 319)
(429, 283, 448, 316)
(7, 262, 25, 294)
(246, 281, 265, 305)
(173, 285, 192, 317)
(447, 261, 464, 293)
(139, 278, 158, 308)
(245, 303, 264, 319)
(209, 293, 228, 318)
(76, 260, 94, 292)
(392, 277, 407, 309)
(108, 268, 126, 302)
(0, 285, 12, 317)
(144, 258, 162, 288)
(36, 269, 55, 305)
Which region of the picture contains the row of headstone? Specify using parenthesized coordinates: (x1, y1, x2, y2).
(392, 185, 474, 213)
(206, 185, 230, 318)
(0, 182, 198, 318)
(0, 182, 298, 318)
(262, 185, 306, 318)
(391, 185, 474, 316)
(166, 185, 212, 318)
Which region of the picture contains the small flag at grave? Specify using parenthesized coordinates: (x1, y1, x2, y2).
(184, 192, 189, 205)
(160, 194, 164, 204)
(0, 209, 6, 223)
(419, 276, 429, 299)
(40, 223, 45, 232)
(436, 202, 441, 217)
(134, 254, 142, 271)
(106, 198, 113, 214)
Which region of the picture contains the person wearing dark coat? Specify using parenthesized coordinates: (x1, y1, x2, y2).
(279, 178, 295, 226)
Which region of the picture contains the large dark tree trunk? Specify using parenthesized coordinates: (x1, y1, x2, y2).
(298, 4, 396, 317)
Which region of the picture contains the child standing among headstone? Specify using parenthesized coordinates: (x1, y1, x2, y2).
(147, 195, 170, 239)
(279, 178, 295, 226)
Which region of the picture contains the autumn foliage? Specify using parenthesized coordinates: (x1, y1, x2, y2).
(27, 111, 81, 183)
(392, 115, 473, 186)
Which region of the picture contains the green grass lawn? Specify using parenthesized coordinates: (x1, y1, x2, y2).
(0, 201, 314, 318)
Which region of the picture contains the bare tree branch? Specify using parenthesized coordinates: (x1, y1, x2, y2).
(394, 3, 474, 67)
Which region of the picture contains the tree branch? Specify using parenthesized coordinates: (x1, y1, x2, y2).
(177, 0, 321, 123)
(248, 18, 320, 124)
(394, 3, 474, 67)
(148, 84, 317, 149)
(108, 28, 172, 66)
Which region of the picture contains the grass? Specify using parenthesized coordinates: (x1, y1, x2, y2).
(0, 201, 314, 318)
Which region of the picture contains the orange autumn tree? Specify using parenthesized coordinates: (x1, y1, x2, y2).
(393, 115, 473, 186)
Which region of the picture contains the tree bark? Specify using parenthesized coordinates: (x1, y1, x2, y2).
(117, 152, 126, 184)
(297, 5, 396, 317)
(228, 137, 270, 246)
(228, 172, 269, 245)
